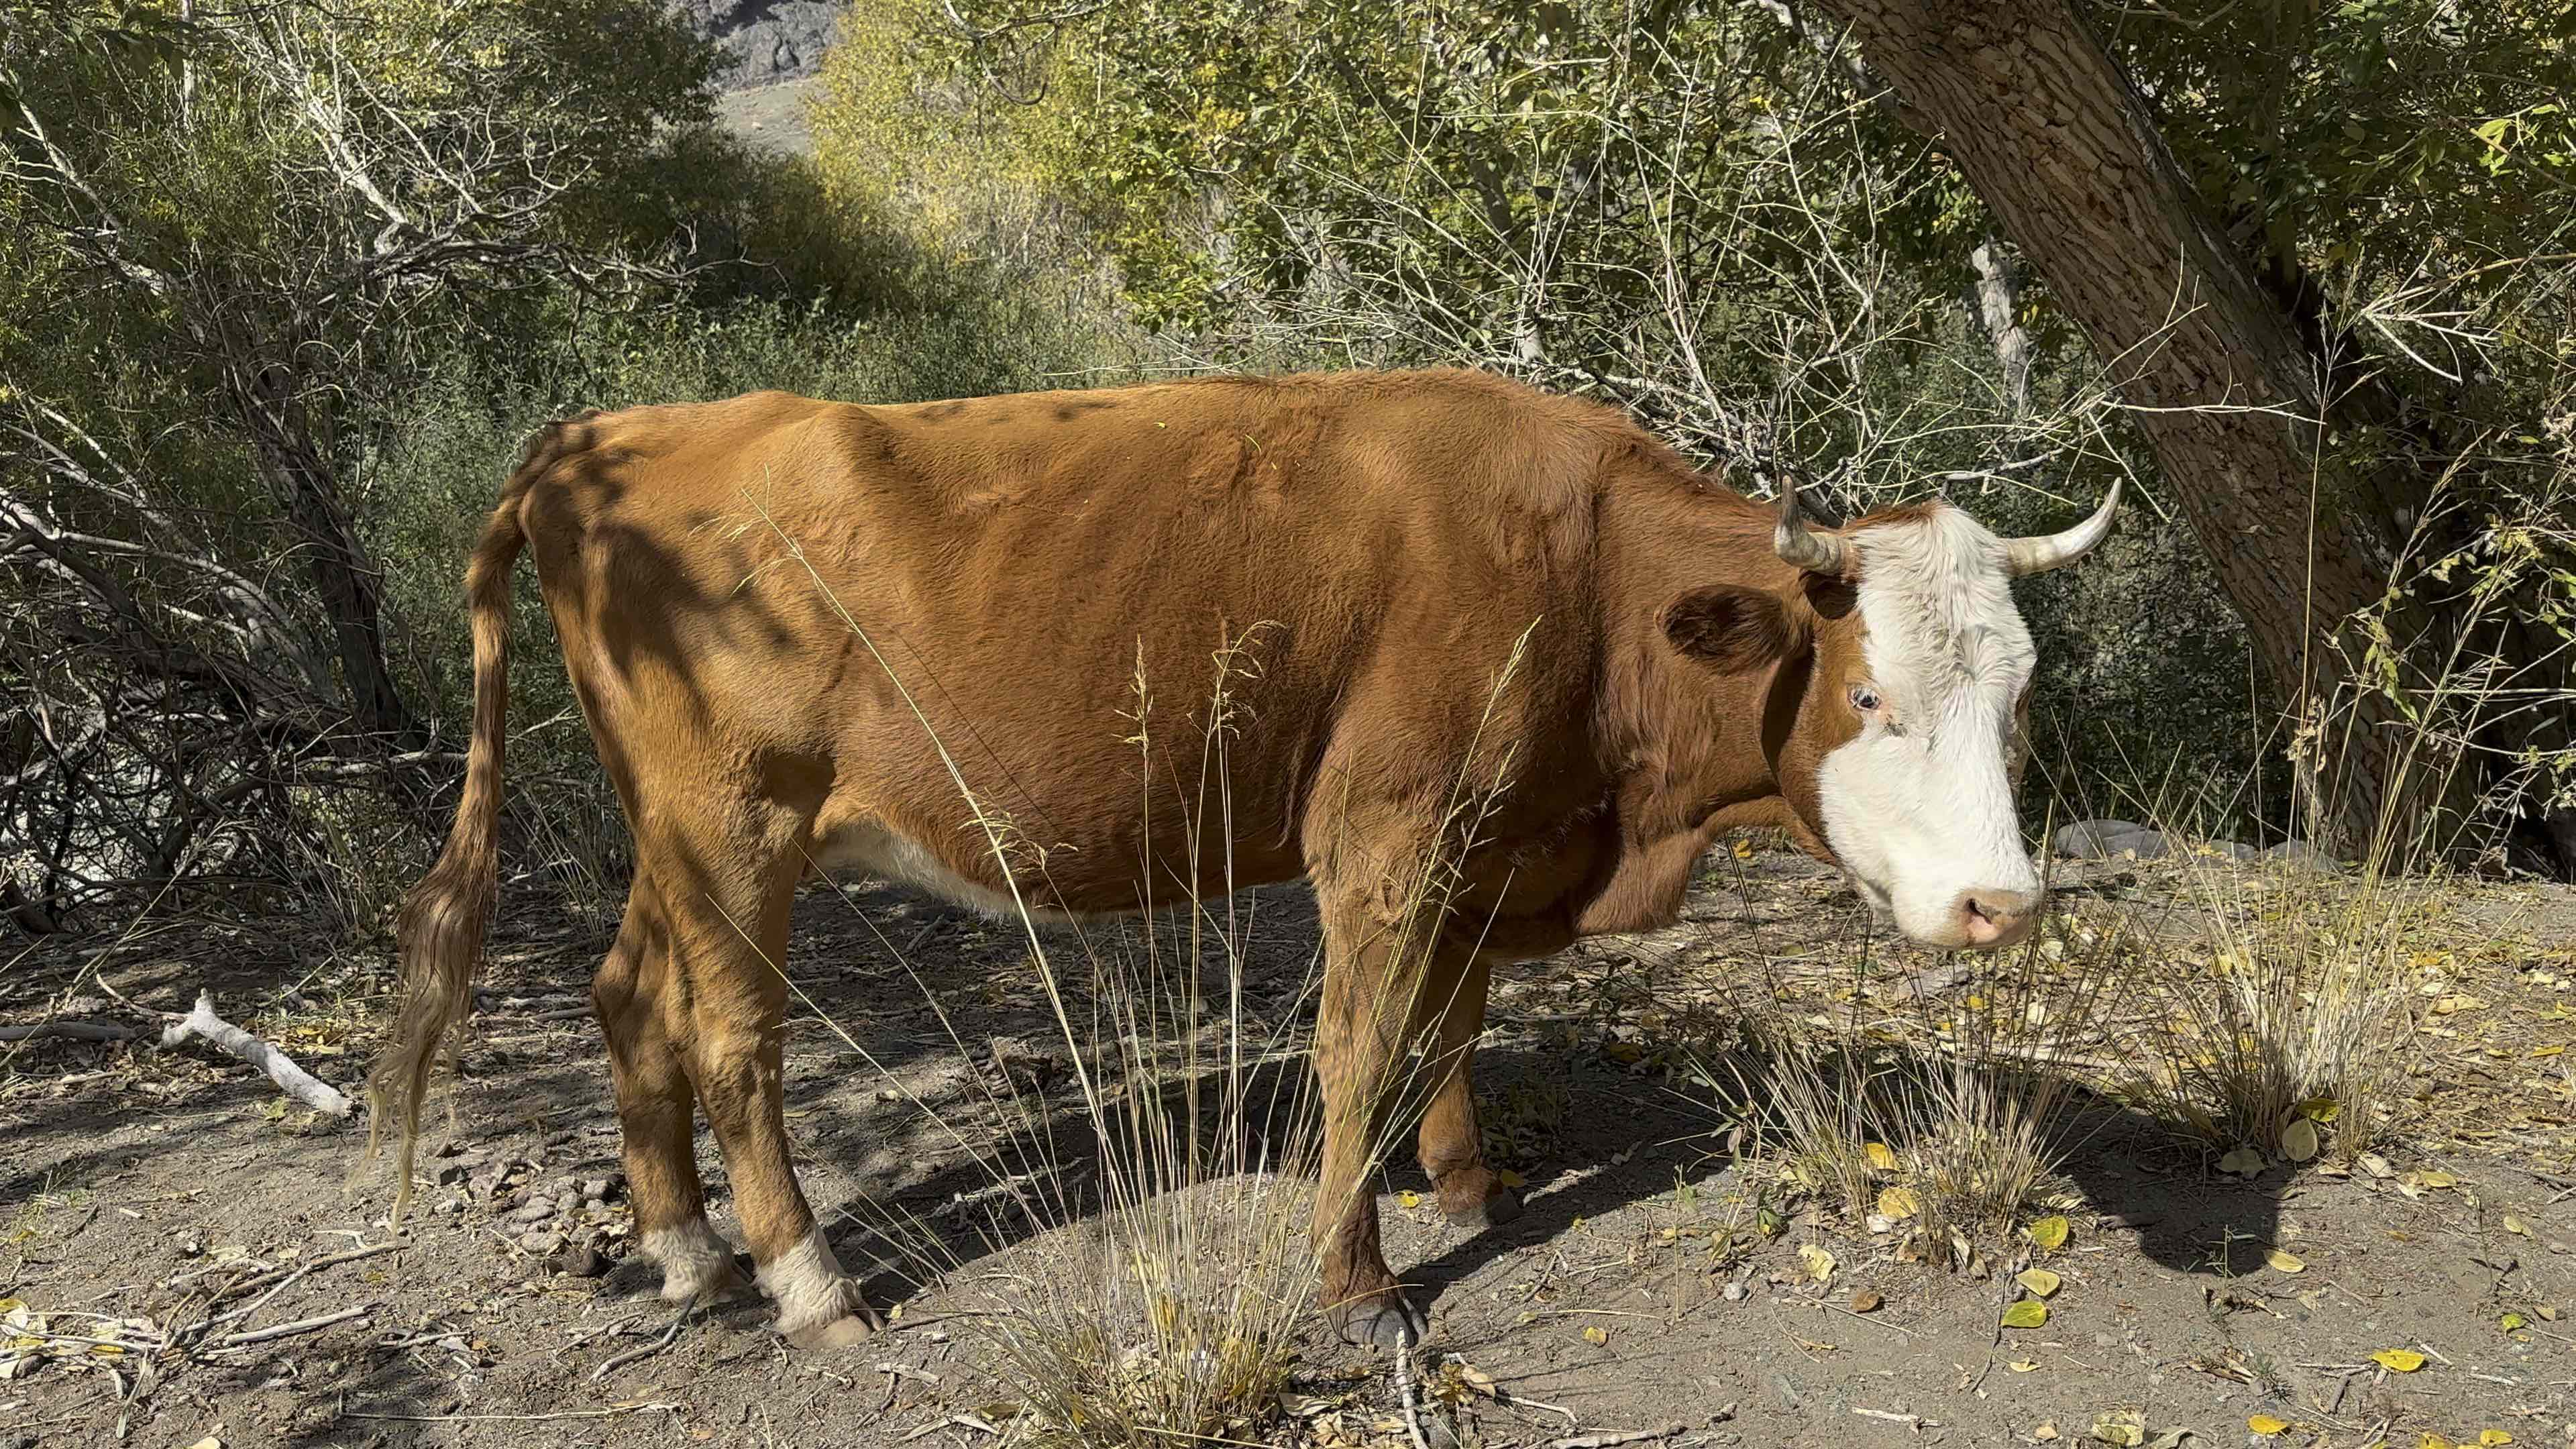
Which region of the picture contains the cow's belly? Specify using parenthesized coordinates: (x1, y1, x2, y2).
(809, 816, 1108, 924)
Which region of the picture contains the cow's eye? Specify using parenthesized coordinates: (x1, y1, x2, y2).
(1848, 684, 1882, 714)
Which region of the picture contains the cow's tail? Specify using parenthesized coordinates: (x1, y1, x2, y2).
(362, 416, 583, 1224)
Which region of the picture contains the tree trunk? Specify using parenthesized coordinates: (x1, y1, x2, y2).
(236, 366, 420, 749)
(1803, 0, 2540, 867)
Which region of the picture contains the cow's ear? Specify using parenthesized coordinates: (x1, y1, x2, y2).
(1662, 585, 1803, 672)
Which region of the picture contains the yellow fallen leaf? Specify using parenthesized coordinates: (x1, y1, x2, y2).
(2219, 1144, 2267, 1176)
(2531, 1044, 2565, 1057)
(1580, 1325, 1607, 1346)
(1865, 1142, 1898, 1172)
(1496, 1169, 1525, 1188)
(2422, 1436, 2456, 1449)
(2033, 1422, 2059, 1442)
(2500, 1311, 2525, 1331)
(2015, 1267, 2062, 1298)
(1397, 1190, 1421, 1209)
(2090, 1416, 2143, 1446)
(2265, 1249, 2306, 1274)
(2432, 994, 2484, 1014)
(2281, 1117, 2320, 1163)
(2000, 1299, 2047, 1328)
(2479, 1432, 2514, 1446)
(1799, 1243, 1836, 1281)
(2028, 1215, 2070, 1251)
(2372, 1348, 2426, 1372)
(2502, 1214, 2531, 1237)
(2248, 1414, 2290, 1436)
(2296, 1096, 2341, 1122)
(1731, 837, 1755, 861)
(2008, 1359, 2041, 1373)
(182, 1439, 222, 1449)
(1878, 1186, 1920, 1220)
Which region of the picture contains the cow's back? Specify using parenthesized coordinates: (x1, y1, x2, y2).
(521, 371, 1627, 914)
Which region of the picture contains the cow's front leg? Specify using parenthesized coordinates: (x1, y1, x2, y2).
(1413, 947, 1520, 1230)
(1310, 878, 1444, 1348)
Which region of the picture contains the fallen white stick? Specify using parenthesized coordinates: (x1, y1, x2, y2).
(160, 991, 352, 1116)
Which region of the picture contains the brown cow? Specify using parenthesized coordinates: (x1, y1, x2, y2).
(367, 367, 2115, 1348)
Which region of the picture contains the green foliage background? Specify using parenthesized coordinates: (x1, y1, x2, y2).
(5, 0, 2569, 932)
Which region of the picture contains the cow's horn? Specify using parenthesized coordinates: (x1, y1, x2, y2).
(2001, 479, 2122, 577)
(1772, 474, 1849, 576)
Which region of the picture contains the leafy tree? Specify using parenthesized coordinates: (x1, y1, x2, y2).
(905, 0, 2576, 870)
(0, 0, 718, 915)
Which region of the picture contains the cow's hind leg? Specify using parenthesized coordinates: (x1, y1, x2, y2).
(594, 877, 743, 1305)
(1413, 947, 1520, 1230)
(658, 827, 878, 1350)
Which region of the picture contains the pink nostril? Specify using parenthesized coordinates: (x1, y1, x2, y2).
(1956, 892, 2033, 947)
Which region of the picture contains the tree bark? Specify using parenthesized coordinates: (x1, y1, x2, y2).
(1803, 0, 2538, 867)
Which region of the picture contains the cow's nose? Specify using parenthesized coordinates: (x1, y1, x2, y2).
(1955, 888, 2039, 949)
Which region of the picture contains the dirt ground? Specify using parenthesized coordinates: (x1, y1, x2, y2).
(5, 846, 2575, 1449)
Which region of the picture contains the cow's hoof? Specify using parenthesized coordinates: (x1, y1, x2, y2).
(1327, 1289, 1427, 1348)
(1442, 1183, 1522, 1230)
(783, 1313, 878, 1351)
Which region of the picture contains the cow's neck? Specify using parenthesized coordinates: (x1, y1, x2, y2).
(1574, 474, 1795, 934)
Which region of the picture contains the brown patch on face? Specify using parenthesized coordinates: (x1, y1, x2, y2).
(1764, 592, 1876, 857)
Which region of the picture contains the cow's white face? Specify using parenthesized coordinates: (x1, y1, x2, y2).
(1813, 508, 2045, 950)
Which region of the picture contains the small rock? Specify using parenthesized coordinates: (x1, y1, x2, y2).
(1766, 1371, 1803, 1409)
(2053, 819, 2169, 860)
(518, 1230, 564, 1256)
(435, 1163, 470, 1185)
(581, 1177, 612, 1201)
(1849, 1289, 1883, 1313)
(506, 1197, 557, 1224)
(433, 1197, 462, 1216)
(1722, 1280, 1748, 1301)
(2261, 839, 2341, 869)
(557, 1245, 610, 1278)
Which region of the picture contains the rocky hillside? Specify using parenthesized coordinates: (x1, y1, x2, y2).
(673, 0, 840, 89)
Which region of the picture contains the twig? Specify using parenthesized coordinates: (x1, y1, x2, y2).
(1550, 1425, 1686, 1449)
(213, 1305, 370, 1346)
(211, 1242, 396, 1328)
(590, 1309, 691, 1383)
(1822, 1300, 1915, 1336)
(1395, 1342, 1432, 1449)
(160, 990, 350, 1115)
(0, 1021, 133, 1042)
(347, 1403, 680, 1423)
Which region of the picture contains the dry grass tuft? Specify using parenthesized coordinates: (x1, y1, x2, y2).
(2116, 851, 2423, 1167)
(1695, 898, 2133, 1265)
